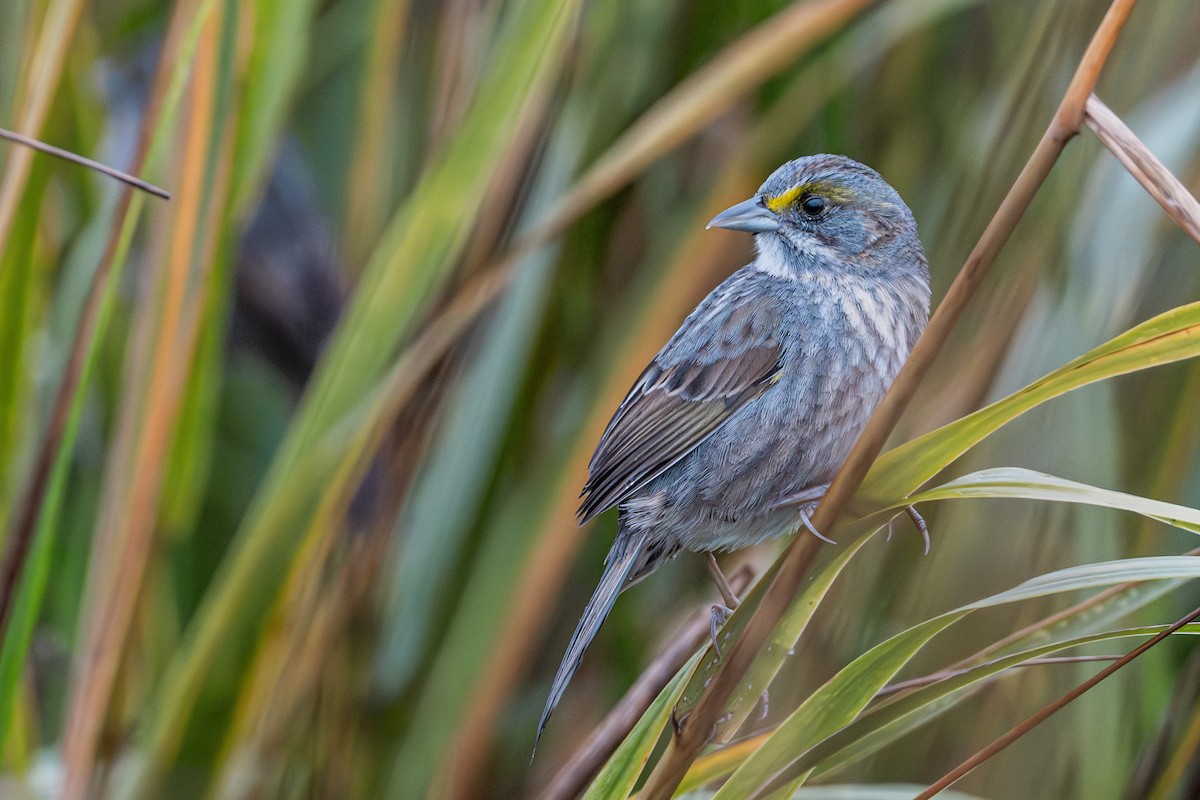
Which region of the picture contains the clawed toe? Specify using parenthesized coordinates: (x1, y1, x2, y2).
(905, 505, 930, 554)
(710, 604, 734, 659)
(765, 486, 838, 544)
(799, 506, 836, 544)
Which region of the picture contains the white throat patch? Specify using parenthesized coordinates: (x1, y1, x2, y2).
(754, 232, 845, 279)
(753, 234, 797, 280)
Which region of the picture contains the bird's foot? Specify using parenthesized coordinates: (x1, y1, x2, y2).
(768, 484, 827, 513)
(798, 504, 836, 544)
(768, 485, 836, 544)
(885, 506, 929, 553)
(905, 505, 930, 554)
(704, 553, 741, 659)
(710, 603, 734, 659)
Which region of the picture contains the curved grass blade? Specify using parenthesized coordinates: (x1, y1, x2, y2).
(675, 533, 876, 741)
(715, 555, 1200, 797)
(791, 623, 1200, 791)
(904, 467, 1200, 533)
(680, 459, 1200, 780)
(708, 458, 1200, 793)
(713, 615, 964, 799)
(679, 571, 1188, 794)
(582, 653, 702, 800)
(675, 459, 1200, 795)
(861, 301, 1200, 504)
(0, 196, 144, 747)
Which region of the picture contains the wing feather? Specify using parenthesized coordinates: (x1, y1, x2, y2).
(578, 277, 783, 523)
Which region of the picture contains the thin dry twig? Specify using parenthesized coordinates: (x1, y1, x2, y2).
(1083, 93, 1200, 246)
(913, 606, 1200, 800)
(639, 1, 1142, 796)
(0, 127, 171, 199)
(537, 569, 753, 800)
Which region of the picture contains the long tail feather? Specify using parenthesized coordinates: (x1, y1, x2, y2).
(535, 531, 649, 752)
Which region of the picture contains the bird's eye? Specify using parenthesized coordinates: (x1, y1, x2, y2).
(801, 196, 826, 216)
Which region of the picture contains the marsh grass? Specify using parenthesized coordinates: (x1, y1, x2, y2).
(1, 0, 1199, 798)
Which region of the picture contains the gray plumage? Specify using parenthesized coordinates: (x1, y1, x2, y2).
(537, 154, 931, 746)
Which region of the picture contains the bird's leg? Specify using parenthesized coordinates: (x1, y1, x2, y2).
(705, 553, 740, 659)
(905, 505, 931, 554)
(768, 484, 827, 512)
(705, 552, 740, 608)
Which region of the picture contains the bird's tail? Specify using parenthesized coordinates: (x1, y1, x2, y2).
(535, 531, 649, 752)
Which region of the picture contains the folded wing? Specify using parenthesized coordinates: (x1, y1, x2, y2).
(579, 281, 783, 523)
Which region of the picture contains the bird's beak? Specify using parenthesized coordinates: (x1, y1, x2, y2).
(706, 196, 781, 233)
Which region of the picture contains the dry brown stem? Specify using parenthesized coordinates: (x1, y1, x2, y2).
(1084, 93, 1200, 245)
(914, 605, 1200, 799)
(537, 569, 753, 800)
(0, 128, 171, 199)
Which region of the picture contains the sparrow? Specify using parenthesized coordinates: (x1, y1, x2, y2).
(538, 154, 931, 744)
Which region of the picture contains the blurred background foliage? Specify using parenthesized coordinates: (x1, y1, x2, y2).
(1, 0, 1199, 797)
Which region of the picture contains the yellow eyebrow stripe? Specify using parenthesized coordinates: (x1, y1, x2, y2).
(764, 184, 804, 213)
(764, 180, 854, 213)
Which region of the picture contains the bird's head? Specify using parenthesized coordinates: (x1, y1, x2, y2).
(707, 154, 924, 277)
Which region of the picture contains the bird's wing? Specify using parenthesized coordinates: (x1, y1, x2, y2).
(578, 278, 783, 523)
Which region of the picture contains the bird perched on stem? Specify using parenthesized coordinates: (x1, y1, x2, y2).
(537, 154, 931, 745)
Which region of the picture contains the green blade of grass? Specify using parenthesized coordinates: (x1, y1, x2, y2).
(794, 622, 1200, 791)
(677, 458, 1200, 779)
(675, 535, 876, 742)
(905, 467, 1200, 533)
(125, 1, 582, 791)
(713, 614, 966, 799)
(861, 300, 1200, 504)
(582, 653, 702, 800)
(228, 0, 320, 214)
(0, 0, 86, 262)
(0, 160, 45, 519)
(0, 192, 145, 747)
(719, 554, 1200, 797)
(665, 463, 1200, 797)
